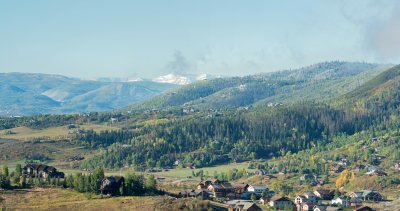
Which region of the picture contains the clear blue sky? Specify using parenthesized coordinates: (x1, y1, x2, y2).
(0, 0, 399, 79)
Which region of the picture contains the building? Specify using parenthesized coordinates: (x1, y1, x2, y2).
(349, 197, 363, 208)
(207, 181, 235, 198)
(349, 190, 383, 201)
(100, 176, 124, 195)
(23, 164, 64, 179)
(331, 196, 350, 207)
(259, 196, 270, 205)
(231, 202, 262, 211)
(269, 196, 294, 210)
(301, 202, 316, 211)
(313, 189, 335, 200)
(233, 183, 249, 194)
(247, 185, 268, 196)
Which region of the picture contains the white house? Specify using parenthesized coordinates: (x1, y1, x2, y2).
(247, 185, 268, 195)
(331, 196, 350, 207)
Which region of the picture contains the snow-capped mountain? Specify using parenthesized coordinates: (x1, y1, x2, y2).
(152, 73, 216, 85)
(152, 73, 191, 85)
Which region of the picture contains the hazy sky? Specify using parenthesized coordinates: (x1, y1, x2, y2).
(1, 0, 399, 79)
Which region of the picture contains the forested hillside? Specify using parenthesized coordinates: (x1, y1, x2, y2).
(75, 64, 400, 170)
(128, 61, 387, 111)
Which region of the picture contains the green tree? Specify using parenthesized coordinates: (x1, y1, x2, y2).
(145, 174, 156, 193)
(90, 167, 104, 193)
(15, 164, 22, 178)
(1, 166, 9, 177)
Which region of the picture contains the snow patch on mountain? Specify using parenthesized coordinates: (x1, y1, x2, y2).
(153, 73, 191, 85)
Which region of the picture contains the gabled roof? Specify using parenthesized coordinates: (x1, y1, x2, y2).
(270, 196, 291, 202)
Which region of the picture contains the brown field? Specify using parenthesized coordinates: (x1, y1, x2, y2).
(0, 124, 119, 141)
(0, 188, 167, 211)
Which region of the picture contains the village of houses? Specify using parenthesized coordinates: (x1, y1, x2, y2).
(14, 135, 400, 211)
(16, 156, 396, 211)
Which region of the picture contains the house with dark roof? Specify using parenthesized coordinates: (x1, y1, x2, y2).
(23, 164, 64, 179)
(349, 190, 383, 201)
(313, 189, 335, 200)
(233, 202, 261, 211)
(100, 176, 124, 195)
(268, 196, 294, 210)
(207, 181, 235, 198)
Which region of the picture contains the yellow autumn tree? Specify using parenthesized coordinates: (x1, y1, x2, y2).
(335, 169, 350, 188)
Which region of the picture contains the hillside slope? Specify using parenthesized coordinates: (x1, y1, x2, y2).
(127, 62, 388, 111)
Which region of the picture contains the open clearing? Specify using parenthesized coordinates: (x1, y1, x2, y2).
(0, 188, 165, 211)
(0, 124, 119, 140)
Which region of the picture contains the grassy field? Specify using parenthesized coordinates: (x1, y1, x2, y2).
(0, 188, 165, 211)
(0, 124, 119, 140)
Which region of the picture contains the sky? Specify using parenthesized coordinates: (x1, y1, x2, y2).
(0, 0, 400, 79)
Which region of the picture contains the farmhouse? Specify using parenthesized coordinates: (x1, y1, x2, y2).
(100, 176, 124, 195)
(23, 164, 65, 179)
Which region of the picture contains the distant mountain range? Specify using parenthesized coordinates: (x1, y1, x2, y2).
(0, 62, 392, 116)
(0, 73, 179, 116)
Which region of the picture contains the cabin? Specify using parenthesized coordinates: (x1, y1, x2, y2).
(268, 196, 294, 210)
(313, 189, 335, 200)
(349, 190, 383, 201)
(100, 176, 124, 195)
(23, 164, 64, 179)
